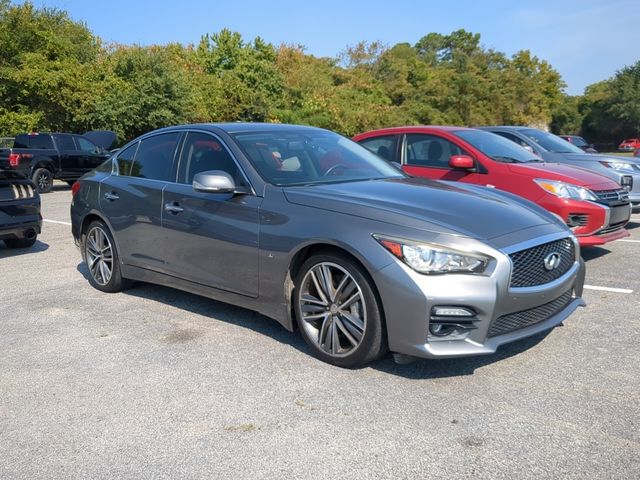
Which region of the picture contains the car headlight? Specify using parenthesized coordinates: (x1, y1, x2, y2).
(534, 179, 597, 201)
(373, 235, 491, 274)
(599, 160, 638, 173)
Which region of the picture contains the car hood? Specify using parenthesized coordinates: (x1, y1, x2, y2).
(547, 151, 640, 164)
(507, 162, 619, 190)
(284, 177, 558, 240)
(83, 130, 117, 149)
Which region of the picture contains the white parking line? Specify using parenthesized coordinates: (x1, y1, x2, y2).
(43, 219, 72, 226)
(584, 285, 634, 294)
(617, 239, 640, 243)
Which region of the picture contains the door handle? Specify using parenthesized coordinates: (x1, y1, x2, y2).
(104, 192, 119, 201)
(164, 202, 184, 214)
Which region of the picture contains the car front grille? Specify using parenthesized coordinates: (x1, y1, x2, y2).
(509, 238, 575, 288)
(593, 188, 629, 204)
(598, 223, 627, 235)
(487, 290, 573, 338)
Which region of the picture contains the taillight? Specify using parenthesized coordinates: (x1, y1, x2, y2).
(8, 153, 21, 167)
(71, 181, 81, 197)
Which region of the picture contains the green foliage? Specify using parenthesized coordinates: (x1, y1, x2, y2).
(2, 1, 625, 145)
(550, 95, 582, 135)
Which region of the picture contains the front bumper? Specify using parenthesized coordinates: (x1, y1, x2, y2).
(373, 233, 585, 359)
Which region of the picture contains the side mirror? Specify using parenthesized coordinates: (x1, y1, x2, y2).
(193, 170, 236, 194)
(391, 161, 403, 171)
(448, 155, 475, 170)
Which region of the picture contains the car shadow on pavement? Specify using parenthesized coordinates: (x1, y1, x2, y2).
(580, 247, 611, 262)
(625, 220, 639, 230)
(75, 262, 557, 378)
(0, 240, 49, 258)
(369, 329, 553, 379)
(75, 263, 308, 354)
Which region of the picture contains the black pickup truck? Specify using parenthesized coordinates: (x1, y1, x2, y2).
(0, 169, 41, 249)
(0, 131, 115, 193)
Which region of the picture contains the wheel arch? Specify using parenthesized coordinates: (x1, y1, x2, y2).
(78, 210, 124, 265)
(284, 241, 388, 337)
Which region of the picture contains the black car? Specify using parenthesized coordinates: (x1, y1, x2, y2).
(0, 169, 41, 249)
(0, 131, 116, 193)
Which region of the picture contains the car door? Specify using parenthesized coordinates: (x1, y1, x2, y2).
(400, 133, 484, 184)
(99, 132, 181, 273)
(52, 134, 80, 178)
(161, 131, 261, 298)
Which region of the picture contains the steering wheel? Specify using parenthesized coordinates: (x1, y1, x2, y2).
(323, 164, 348, 177)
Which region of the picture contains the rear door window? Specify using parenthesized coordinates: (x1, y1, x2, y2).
(358, 135, 398, 162)
(130, 132, 181, 182)
(54, 135, 77, 151)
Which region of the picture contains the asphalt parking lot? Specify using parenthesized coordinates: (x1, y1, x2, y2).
(1, 182, 639, 479)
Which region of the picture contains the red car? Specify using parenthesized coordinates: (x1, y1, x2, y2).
(353, 126, 631, 247)
(618, 138, 640, 151)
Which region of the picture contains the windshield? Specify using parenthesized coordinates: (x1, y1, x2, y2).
(454, 129, 541, 163)
(518, 128, 584, 154)
(232, 130, 405, 186)
(572, 136, 588, 147)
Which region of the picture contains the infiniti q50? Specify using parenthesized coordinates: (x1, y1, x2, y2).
(71, 123, 585, 367)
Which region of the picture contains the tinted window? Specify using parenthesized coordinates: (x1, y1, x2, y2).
(54, 135, 77, 151)
(130, 133, 180, 181)
(233, 130, 403, 186)
(13, 134, 29, 148)
(116, 143, 138, 176)
(455, 130, 541, 163)
(517, 128, 583, 154)
(29, 135, 54, 149)
(493, 131, 530, 148)
(178, 132, 246, 186)
(404, 134, 465, 168)
(359, 135, 397, 162)
(76, 137, 98, 153)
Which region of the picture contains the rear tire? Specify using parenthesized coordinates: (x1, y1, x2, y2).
(4, 236, 37, 249)
(32, 168, 53, 193)
(293, 252, 387, 368)
(83, 220, 130, 293)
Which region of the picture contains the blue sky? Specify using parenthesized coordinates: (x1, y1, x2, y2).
(35, 0, 639, 95)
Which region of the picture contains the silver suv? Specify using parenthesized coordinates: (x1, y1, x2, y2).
(481, 126, 640, 211)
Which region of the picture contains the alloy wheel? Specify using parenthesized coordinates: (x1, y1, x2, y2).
(85, 226, 113, 286)
(298, 262, 367, 357)
(37, 172, 51, 191)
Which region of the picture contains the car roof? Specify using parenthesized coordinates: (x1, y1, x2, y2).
(146, 122, 330, 136)
(478, 126, 530, 131)
(355, 125, 476, 137)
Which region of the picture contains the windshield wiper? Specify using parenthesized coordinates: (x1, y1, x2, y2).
(491, 155, 519, 163)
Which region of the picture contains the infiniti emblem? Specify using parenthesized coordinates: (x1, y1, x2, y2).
(543, 252, 561, 271)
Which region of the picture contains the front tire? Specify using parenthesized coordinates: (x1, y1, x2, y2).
(32, 168, 53, 193)
(83, 220, 129, 293)
(294, 252, 387, 368)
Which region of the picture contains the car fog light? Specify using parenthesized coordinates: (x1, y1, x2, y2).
(429, 306, 478, 338)
(429, 324, 458, 337)
(432, 306, 475, 317)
